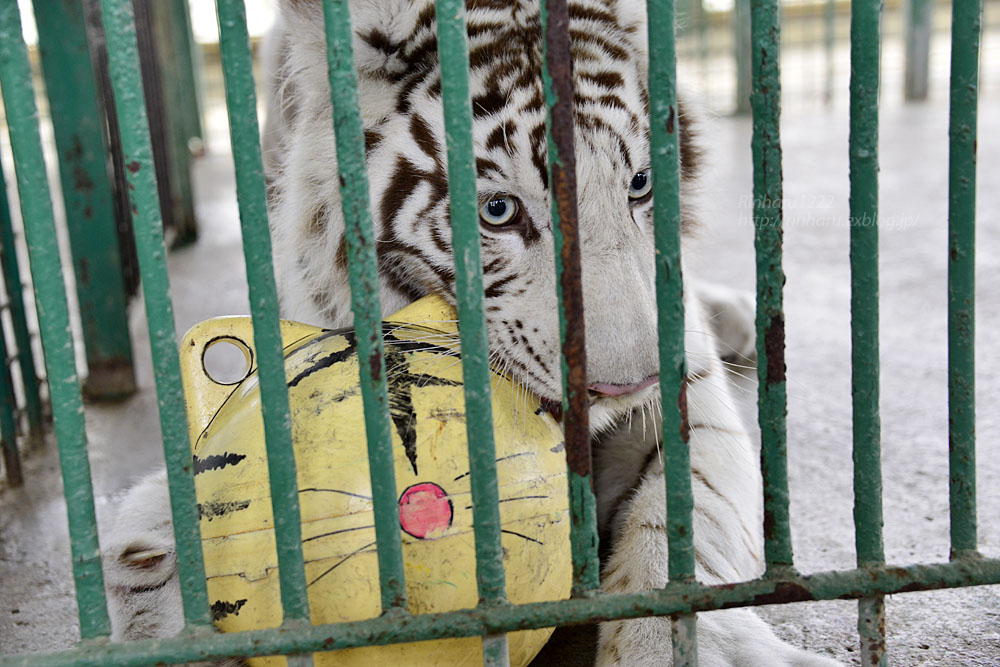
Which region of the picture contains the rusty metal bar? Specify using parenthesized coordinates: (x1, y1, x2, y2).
(947, 0, 981, 562)
(7, 557, 1000, 667)
(750, 0, 794, 574)
(849, 0, 886, 660)
(540, 0, 600, 598)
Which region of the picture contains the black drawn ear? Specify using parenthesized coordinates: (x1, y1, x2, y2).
(278, 0, 429, 80)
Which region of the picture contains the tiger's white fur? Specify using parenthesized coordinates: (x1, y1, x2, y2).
(103, 1, 841, 664)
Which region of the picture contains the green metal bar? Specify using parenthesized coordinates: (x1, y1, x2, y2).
(849, 0, 886, 661)
(435, 0, 508, 612)
(857, 596, 886, 667)
(904, 0, 933, 101)
(33, 0, 137, 400)
(540, 0, 600, 597)
(750, 0, 793, 573)
(321, 0, 407, 612)
(8, 557, 1000, 667)
(215, 0, 311, 625)
(0, 0, 109, 638)
(98, 0, 211, 629)
(0, 321, 22, 486)
(166, 0, 203, 148)
(147, 0, 198, 245)
(0, 161, 43, 439)
(649, 0, 699, 660)
(947, 0, 981, 560)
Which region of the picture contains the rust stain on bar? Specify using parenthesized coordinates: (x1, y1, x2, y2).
(544, 0, 591, 479)
(764, 314, 786, 384)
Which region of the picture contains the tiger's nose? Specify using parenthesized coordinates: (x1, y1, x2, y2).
(587, 374, 659, 397)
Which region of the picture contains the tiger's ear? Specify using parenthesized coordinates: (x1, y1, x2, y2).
(278, 0, 428, 79)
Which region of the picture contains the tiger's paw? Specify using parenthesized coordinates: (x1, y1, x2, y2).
(102, 470, 184, 642)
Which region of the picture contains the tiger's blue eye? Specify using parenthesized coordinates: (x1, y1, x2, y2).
(629, 169, 652, 200)
(479, 195, 519, 226)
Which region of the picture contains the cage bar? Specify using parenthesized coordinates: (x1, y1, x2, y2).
(947, 0, 981, 562)
(97, 0, 212, 629)
(34, 0, 137, 400)
(0, 163, 43, 440)
(320, 0, 408, 612)
(215, 0, 311, 625)
(0, 0, 110, 638)
(540, 0, 601, 597)
(849, 0, 887, 660)
(434, 7, 511, 663)
(648, 0, 699, 661)
(0, 322, 22, 486)
(749, 0, 794, 573)
(6, 556, 1000, 667)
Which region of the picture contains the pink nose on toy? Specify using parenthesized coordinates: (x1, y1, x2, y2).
(398, 482, 454, 539)
(588, 374, 659, 397)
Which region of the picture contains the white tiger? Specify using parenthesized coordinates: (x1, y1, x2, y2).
(102, 1, 841, 665)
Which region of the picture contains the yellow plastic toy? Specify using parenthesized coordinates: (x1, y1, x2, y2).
(179, 295, 571, 666)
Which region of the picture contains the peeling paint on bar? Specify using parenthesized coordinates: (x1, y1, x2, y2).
(947, 0, 981, 561)
(749, 0, 794, 573)
(540, 0, 600, 598)
(321, 0, 408, 612)
(848, 0, 887, 660)
(6, 558, 1000, 667)
(98, 0, 212, 629)
(215, 0, 311, 625)
(0, 0, 110, 638)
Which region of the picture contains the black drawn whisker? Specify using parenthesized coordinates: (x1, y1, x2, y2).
(303, 524, 375, 543)
(299, 487, 372, 500)
(464, 495, 549, 510)
(501, 530, 543, 545)
(453, 451, 536, 481)
(308, 541, 378, 587)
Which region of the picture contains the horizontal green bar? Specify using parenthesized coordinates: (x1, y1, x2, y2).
(7, 557, 1000, 666)
(321, 0, 407, 611)
(0, 0, 109, 638)
(98, 0, 211, 628)
(215, 0, 310, 624)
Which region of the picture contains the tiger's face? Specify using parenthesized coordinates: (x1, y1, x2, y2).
(266, 0, 700, 432)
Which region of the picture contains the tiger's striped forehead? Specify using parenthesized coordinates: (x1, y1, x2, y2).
(356, 0, 651, 190)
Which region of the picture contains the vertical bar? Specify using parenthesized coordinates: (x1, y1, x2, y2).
(98, 0, 212, 629)
(649, 0, 698, 662)
(0, 0, 110, 638)
(947, 0, 981, 560)
(750, 0, 794, 572)
(320, 0, 408, 612)
(734, 0, 753, 114)
(165, 0, 204, 150)
(435, 4, 510, 662)
(0, 323, 22, 486)
(540, 0, 600, 597)
(33, 0, 138, 400)
(0, 162, 43, 439)
(904, 0, 932, 101)
(215, 0, 311, 625)
(849, 0, 886, 660)
(434, 0, 510, 645)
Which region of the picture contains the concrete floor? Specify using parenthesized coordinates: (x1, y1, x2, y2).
(1, 98, 998, 665)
